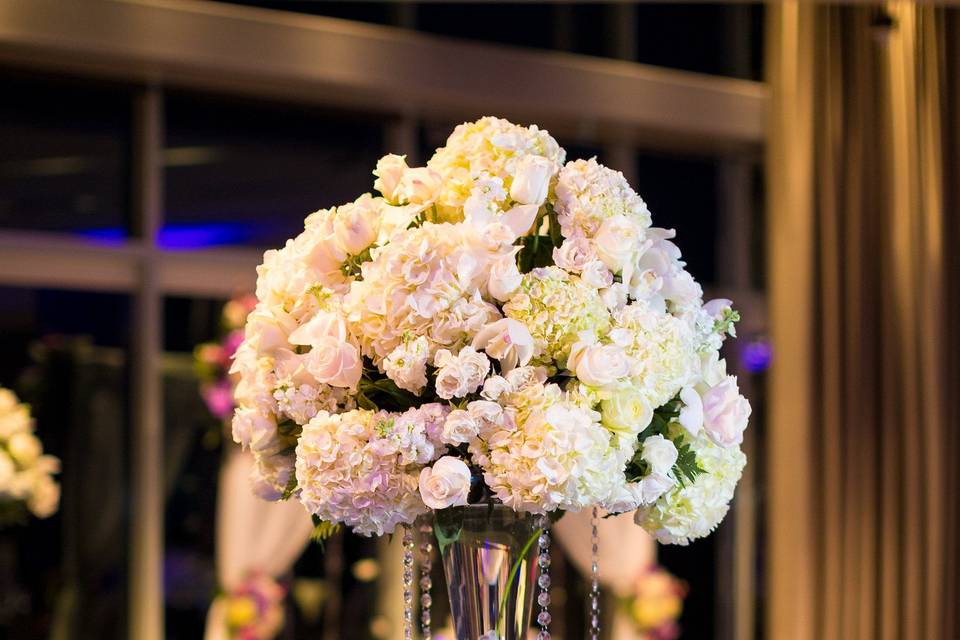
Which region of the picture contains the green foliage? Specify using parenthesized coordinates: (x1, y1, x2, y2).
(309, 515, 341, 548)
(358, 376, 424, 411)
(713, 308, 741, 338)
(340, 246, 373, 279)
(433, 508, 463, 553)
(625, 394, 706, 489)
(280, 473, 298, 501)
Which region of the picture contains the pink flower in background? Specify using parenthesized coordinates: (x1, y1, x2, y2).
(203, 379, 236, 420)
(195, 293, 257, 423)
(224, 572, 286, 640)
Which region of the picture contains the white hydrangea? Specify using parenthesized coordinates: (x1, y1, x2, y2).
(475, 382, 625, 513)
(503, 266, 611, 365)
(634, 427, 747, 545)
(610, 302, 699, 409)
(427, 116, 564, 221)
(296, 409, 438, 536)
(554, 158, 651, 239)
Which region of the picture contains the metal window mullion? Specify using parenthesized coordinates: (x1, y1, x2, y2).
(129, 84, 165, 640)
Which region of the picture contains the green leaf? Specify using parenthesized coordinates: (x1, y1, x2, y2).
(671, 438, 706, 487)
(280, 473, 298, 501)
(309, 517, 341, 548)
(433, 508, 463, 553)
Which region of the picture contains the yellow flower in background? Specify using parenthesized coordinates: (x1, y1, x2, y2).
(226, 596, 258, 630)
(625, 564, 686, 639)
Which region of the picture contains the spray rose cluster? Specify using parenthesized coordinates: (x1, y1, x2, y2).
(231, 116, 750, 543)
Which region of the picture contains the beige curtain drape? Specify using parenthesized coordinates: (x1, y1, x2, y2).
(766, 3, 959, 640)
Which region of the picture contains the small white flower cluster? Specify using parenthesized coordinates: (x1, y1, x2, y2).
(0, 387, 60, 521)
(232, 117, 751, 543)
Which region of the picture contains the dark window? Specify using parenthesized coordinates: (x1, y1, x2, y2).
(164, 92, 383, 250)
(0, 73, 131, 237)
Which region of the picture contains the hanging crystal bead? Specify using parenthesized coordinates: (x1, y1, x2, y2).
(535, 515, 552, 640)
(419, 521, 433, 640)
(589, 507, 600, 640)
(402, 525, 415, 640)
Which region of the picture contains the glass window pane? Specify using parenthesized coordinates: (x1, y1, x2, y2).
(164, 93, 384, 250)
(0, 287, 130, 639)
(0, 73, 131, 237)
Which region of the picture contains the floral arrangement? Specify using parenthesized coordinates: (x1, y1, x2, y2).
(223, 573, 286, 640)
(231, 116, 750, 543)
(196, 294, 259, 421)
(0, 386, 60, 524)
(622, 564, 686, 640)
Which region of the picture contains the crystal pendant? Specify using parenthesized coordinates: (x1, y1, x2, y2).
(435, 505, 543, 640)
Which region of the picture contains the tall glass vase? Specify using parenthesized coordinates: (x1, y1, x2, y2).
(435, 505, 543, 640)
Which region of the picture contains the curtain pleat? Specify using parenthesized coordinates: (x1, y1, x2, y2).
(766, 4, 958, 639)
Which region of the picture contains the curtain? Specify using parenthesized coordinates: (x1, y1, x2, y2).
(204, 449, 314, 640)
(766, 3, 959, 639)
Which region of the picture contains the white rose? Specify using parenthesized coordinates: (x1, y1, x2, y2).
(504, 366, 547, 391)
(510, 155, 555, 205)
(487, 254, 523, 302)
(471, 318, 535, 372)
(594, 215, 643, 273)
(289, 310, 349, 346)
(442, 410, 480, 445)
(232, 407, 279, 453)
(640, 471, 675, 504)
(305, 338, 363, 390)
(418, 456, 471, 510)
(500, 204, 539, 238)
(398, 167, 443, 205)
(641, 434, 678, 475)
(7, 432, 42, 467)
(702, 376, 751, 447)
(434, 347, 491, 399)
(552, 236, 596, 273)
(678, 386, 704, 436)
(480, 376, 511, 400)
(27, 475, 59, 518)
(698, 352, 728, 387)
(601, 388, 653, 435)
(580, 260, 613, 288)
(627, 268, 664, 304)
(567, 332, 630, 387)
(333, 196, 380, 255)
(246, 308, 297, 356)
(373, 153, 408, 202)
(662, 269, 702, 306)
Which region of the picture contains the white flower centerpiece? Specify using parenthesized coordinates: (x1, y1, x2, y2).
(231, 117, 750, 639)
(0, 387, 60, 525)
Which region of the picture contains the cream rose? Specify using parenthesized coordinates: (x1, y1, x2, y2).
(480, 376, 511, 400)
(640, 471, 675, 504)
(487, 254, 523, 302)
(601, 388, 653, 436)
(552, 236, 596, 273)
(305, 337, 363, 390)
(373, 153, 408, 202)
(471, 318, 535, 372)
(580, 260, 613, 288)
(702, 376, 751, 447)
(398, 167, 442, 205)
(595, 214, 643, 274)
(510, 155, 555, 205)
(567, 332, 630, 387)
(434, 347, 491, 399)
(442, 410, 481, 445)
(418, 456, 471, 510)
(333, 196, 380, 255)
(641, 434, 678, 475)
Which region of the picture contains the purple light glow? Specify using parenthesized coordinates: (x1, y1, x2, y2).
(740, 338, 773, 373)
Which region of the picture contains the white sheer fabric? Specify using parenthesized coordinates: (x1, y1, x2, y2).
(203, 449, 314, 640)
(554, 510, 655, 639)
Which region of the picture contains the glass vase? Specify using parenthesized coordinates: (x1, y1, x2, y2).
(435, 504, 543, 640)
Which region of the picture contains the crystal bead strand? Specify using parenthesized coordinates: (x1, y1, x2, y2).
(418, 522, 433, 640)
(402, 525, 415, 640)
(535, 517, 552, 640)
(589, 507, 600, 640)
